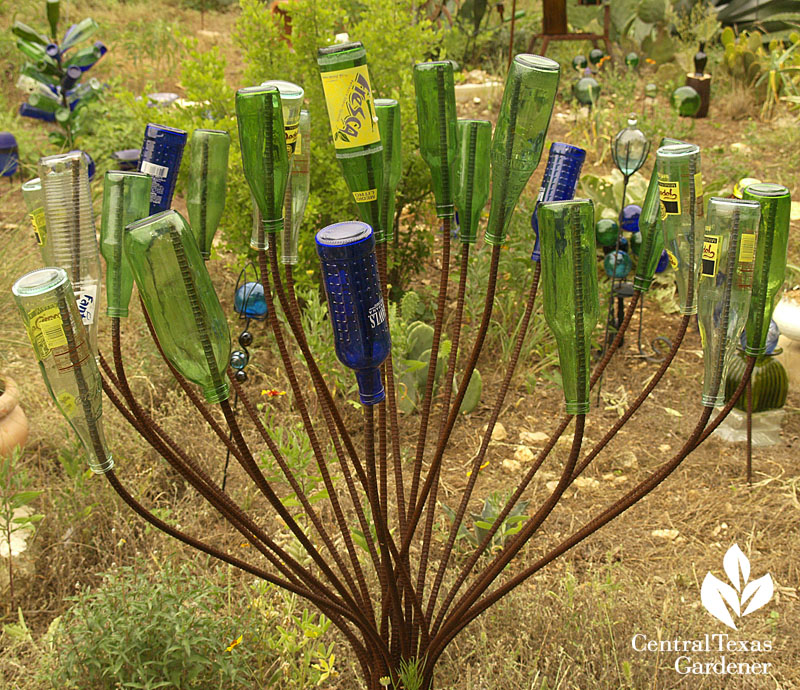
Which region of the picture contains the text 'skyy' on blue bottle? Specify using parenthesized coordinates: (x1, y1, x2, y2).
(316, 221, 391, 406)
(138, 123, 187, 215)
(531, 142, 587, 261)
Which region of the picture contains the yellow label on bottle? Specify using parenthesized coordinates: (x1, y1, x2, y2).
(666, 249, 679, 270)
(56, 391, 77, 418)
(29, 207, 47, 246)
(320, 65, 380, 150)
(284, 122, 299, 156)
(739, 233, 756, 263)
(701, 234, 720, 277)
(353, 188, 378, 203)
(295, 131, 302, 156)
(694, 171, 703, 196)
(658, 180, 681, 216)
(25, 304, 68, 360)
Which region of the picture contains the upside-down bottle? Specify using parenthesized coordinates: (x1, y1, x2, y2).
(21, 177, 47, 253)
(375, 99, 401, 244)
(317, 42, 384, 235)
(632, 167, 665, 291)
(538, 199, 599, 414)
(316, 221, 391, 406)
(124, 210, 231, 404)
(284, 109, 310, 264)
(13, 267, 112, 473)
(485, 55, 560, 246)
(454, 119, 491, 245)
(698, 198, 760, 407)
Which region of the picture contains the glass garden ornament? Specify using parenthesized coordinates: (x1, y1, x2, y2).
(612, 115, 650, 212)
(742, 183, 792, 355)
(589, 48, 605, 65)
(38, 151, 101, 354)
(530, 142, 586, 261)
(604, 250, 633, 279)
(625, 52, 640, 69)
(538, 199, 599, 414)
(632, 167, 666, 291)
(60, 17, 98, 52)
(125, 210, 231, 404)
(572, 55, 587, 71)
(671, 86, 701, 117)
(316, 221, 391, 406)
(12, 21, 49, 45)
(485, 54, 560, 246)
(234, 281, 268, 320)
(99, 171, 152, 318)
(317, 42, 384, 235)
(13, 268, 112, 473)
(47, 0, 60, 40)
(656, 143, 703, 315)
(138, 123, 187, 215)
(595, 218, 619, 248)
(454, 119, 491, 245)
(619, 204, 641, 232)
(261, 80, 304, 158)
(235, 85, 289, 251)
(376, 99, 401, 244)
(698, 198, 760, 407)
(284, 109, 311, 263)
(573, 77, 600, 106)
(645, 83, 658, 99)
(22, 177, 47, 252)
(414, 60, 458, 219)
(186, 128, 231, 260)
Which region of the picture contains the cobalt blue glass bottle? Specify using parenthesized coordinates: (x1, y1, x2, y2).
(316, 221, 391, 406)
(138, 123, 187, 215)
(531, 142, 586, 261)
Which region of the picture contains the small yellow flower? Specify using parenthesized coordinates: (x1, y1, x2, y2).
(466, 460, 490, 477)
(261, 389, 287, 397)
(645, 58, 656, 65)
(225, 634, 243, 652)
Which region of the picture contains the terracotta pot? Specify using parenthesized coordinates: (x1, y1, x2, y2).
(0, 375, 29, 457)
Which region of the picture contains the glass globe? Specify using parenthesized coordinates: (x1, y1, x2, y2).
(612, 115, 650, 177)
(619, 204, 642, 233)
(234, 281, 268, 320)
(625, 52, 640, 68)
(589, 48, 605, 65)
(595, 218, 619, 247)
(573, 77, 600, 106)
(572, 55, 588, 71)
(645, 83, 658, 99)
(671, 86, 701, 116)
(604, 250, 633, 279)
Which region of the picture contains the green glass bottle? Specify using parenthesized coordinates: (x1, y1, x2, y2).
(235, 85, 289, 251)
(21, 64, 53, 87)
(16, 40, 59, 75)
(60, 17, 98, 52)
(186, 129, 230, 260)
(317, 42, 384, 234)
(485, 55, 560, 246)
(742, 183, 792, 355)
(376, 98, 401, 244)
(632, 168, 664, 291)
(22, 177, 48, 252)
(11, 21, 49, 46)
(414, 61, 458, 219)
(698, 198, 760, 407)
(124, 210, 231, 404)
(28, 92, 62, 113)
(454, 119, 491, 244)
(100, 171, 152, 318)
(283, 109, 310, 264)
(538, 199, 599, 414)
(261, 80, 304, 158)
(656, 143, 703, 315)
(64, 44, 102, 69)
(12, 267, 112, 473)
(47, 0, 60, 40)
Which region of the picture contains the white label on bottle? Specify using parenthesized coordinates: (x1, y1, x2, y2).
(76, 285, 98, 326)
(367, 300, 386, 329)
(140, 160, 169, 179)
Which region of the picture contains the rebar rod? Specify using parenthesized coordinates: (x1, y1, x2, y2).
(747, 380, 753, 485)
(407, 216, 452, 520)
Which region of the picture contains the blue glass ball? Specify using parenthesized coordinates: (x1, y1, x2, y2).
(604, 250, 632, 279)
(655, 249, 669, 273)
(230, 349, 249, 370)
(619, 204, 642, 233)
(740, 319, 780, 354)
(234, 281, 268, 320)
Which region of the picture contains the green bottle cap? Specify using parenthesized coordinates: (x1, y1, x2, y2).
(454, 119, 491, 244)
(186, 128, 231, 260)
(376, 98, 401, 244)
(698, 198, 760, 407)
(125, 210, 231, 404)
(656, 143, 703, 315)
(414, 61, 458, 219)
(100, 171, 152, 318)
(538, 199, 599, 414)
(235, 85, 289, 250)
(485, 54, 560, 246)
(742, 182, 791, 356)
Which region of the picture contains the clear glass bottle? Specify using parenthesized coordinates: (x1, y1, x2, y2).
(698, 198, 760, 406)
(742, 183, 792, 356)
(60, 17, 98, 52)
(99, 171, 152, 318)
(538, 199, 599, 414)
(38, 151, 101, 355)
(186, 128, 231, 260)
(376, 99, 401, 244)
(656, 143, 703, 315)
(22, 177, 47, 253)
(12, 267, 112, 473)
(284, 109, 310, 264)
(235, 85, 289, 251)
(485, 55, 560, 246)
(317, 42, 384, 235)
(124, 210, 231, 404)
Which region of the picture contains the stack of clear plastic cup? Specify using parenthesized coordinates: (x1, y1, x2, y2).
(12, 267, 112, 474)
(38, 151, 102, 355)
(21, 177, 48, 255)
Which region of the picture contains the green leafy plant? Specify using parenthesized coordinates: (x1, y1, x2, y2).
(720, 26, 766, 87)
(443, 491, 530, 553)
(757, 32, 800, 117)
(1, 446, 44, 614)
(11, 9, 106, 148)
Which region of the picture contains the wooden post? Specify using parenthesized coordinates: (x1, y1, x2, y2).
(686, 73, 711, 118)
